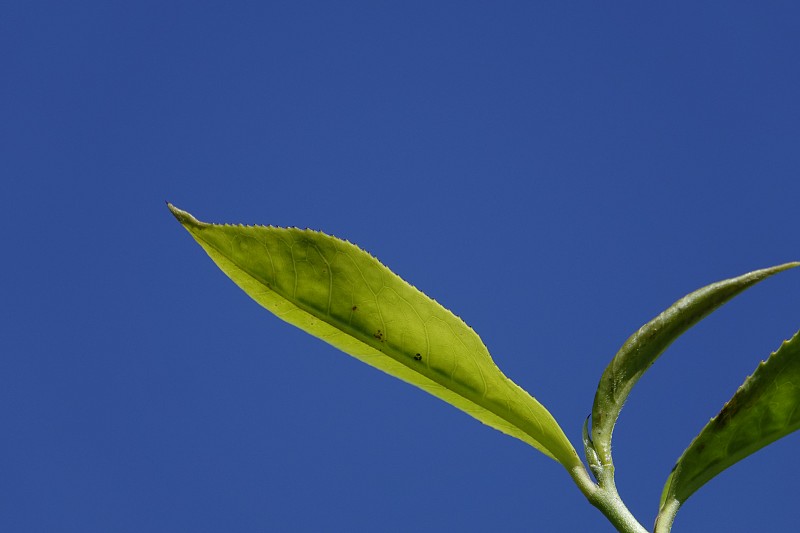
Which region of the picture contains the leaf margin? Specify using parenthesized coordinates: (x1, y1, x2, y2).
(658, 330, 800, 515)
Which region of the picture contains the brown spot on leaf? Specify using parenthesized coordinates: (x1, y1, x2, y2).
(713, 396, 742, 429)
(696, 442, 706, 454)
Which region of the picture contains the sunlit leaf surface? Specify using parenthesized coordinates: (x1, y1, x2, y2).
(169, 204, 581, 468)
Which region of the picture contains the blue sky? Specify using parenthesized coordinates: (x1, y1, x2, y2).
(3, 2, 800, 532)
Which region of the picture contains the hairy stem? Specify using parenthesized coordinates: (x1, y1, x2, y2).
(653, 498, 680, 533)
(569, 466, 649, 533)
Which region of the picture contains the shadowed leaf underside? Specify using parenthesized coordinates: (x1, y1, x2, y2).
(660, 330, 800, 513)
(591, 263, 799, 465)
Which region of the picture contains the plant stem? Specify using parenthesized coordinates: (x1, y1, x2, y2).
(569, 466, 649, 533)
(653, 498, 680, 533)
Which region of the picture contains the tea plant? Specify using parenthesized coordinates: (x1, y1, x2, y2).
(169, 204, 799, 532)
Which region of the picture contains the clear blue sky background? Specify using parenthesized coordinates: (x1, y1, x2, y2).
(3, 2, 799, 532)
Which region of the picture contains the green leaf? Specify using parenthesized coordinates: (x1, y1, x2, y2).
(657, 331, 800, 528)
(591, 263, 799, 465)
(168, 204, 581, 469)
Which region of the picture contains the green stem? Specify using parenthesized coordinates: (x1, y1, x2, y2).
(653, 498, 680, 533)
(569, 465, 649, 533)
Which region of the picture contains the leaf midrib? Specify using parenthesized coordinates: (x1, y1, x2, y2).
(189, 223, 562, 459)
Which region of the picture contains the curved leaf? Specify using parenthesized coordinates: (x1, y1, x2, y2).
(591, 263, 799, 465)
(657, 330, 800, 524)
(168, 204, 581, 468)
(662, 331, 800, 503)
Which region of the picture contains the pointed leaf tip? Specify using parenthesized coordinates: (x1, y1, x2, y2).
(167, 203, 204, 228)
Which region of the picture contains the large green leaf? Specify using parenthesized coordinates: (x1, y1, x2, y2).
(656, 331, 800, 529)
(168, 204, 581, 469)
(591, 263, 798, 465)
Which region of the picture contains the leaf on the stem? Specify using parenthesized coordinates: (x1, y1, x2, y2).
(658, 330, 800, 517)
(168, 204, 581, 468)
(591, 263, 799, 464)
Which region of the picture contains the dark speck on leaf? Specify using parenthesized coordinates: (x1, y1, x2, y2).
(714, 396, 742, 428)
(696, 443, 706, 454)
(352, 306, 358, 311)
(414, 353, 422, 361)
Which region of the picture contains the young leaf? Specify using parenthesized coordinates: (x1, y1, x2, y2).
(591, 263, 799, 465)
(168, 204, 581, 469)
(656, 331, 800, 530)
